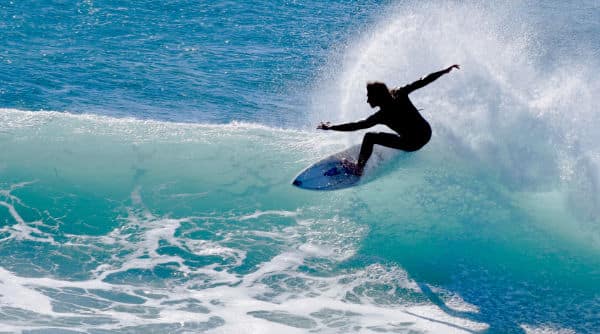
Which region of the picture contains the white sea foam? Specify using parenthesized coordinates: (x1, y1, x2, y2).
(0, 175, 495, 333)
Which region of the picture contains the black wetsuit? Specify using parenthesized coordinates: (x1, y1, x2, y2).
(330, 69, 447, 168)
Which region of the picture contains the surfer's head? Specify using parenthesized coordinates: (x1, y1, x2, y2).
(366, 82, 392, 108)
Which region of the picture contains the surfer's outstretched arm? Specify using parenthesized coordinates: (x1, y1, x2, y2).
(318, 114, 379, 131)
(402, 64, 460, 94)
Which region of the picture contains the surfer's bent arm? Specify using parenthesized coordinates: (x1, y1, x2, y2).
(402, 64, 460, 94)
(318, 114, 379, 131)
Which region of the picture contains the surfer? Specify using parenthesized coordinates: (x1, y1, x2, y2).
(317, 64, 460, 176)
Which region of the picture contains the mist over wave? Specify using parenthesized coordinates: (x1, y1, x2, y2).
(312, 1, 600, 244)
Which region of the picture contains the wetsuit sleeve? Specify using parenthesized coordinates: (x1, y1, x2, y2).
(329, 113, 381, 131)
(401, 69, 448, 94)
(389, 87, 403, 99)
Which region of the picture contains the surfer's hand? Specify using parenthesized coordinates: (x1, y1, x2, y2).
(446, 64, 460, 73)
(317, 122, 331, 130)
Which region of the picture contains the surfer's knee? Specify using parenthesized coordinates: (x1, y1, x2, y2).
(363, 132, 378, 143)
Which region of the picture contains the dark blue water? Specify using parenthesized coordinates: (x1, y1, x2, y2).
(0, 0, 381, 126)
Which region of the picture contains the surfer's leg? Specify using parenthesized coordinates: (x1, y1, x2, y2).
(355, 132, 405, 175)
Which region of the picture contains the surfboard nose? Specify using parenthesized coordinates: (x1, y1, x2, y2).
(292, 179, 302, 187)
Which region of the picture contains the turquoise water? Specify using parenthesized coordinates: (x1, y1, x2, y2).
(1, 1, 599, 333)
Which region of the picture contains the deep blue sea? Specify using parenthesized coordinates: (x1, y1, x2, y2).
(1, 1, 599, 333)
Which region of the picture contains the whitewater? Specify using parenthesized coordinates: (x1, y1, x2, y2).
(1, 1, 599, 333)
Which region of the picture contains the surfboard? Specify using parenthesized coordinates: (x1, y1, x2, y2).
(292, 144, 392, 191)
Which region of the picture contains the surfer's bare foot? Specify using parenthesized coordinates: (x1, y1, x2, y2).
(341, 159, 363, 176)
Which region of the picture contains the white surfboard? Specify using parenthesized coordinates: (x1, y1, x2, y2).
(292, 145, 395, 191)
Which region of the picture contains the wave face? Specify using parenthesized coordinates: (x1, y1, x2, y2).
(1, 0, 600, 333)
(1, 107, 598, 333)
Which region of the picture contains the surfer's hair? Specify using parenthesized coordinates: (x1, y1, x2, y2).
(366, 81, 392, 101)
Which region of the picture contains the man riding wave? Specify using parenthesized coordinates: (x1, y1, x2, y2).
(318, 64, 460, 175)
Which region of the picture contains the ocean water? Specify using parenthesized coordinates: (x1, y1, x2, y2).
(1, 1, 599, 333)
